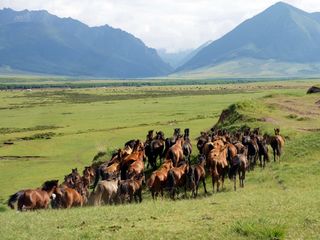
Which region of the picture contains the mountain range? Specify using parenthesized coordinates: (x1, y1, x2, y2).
(0, 8, 171, 78)
(1, 2, 320, 78)
(176, 2, 320, 76)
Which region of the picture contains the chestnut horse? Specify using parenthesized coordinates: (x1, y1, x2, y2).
(121, 140, 145, 180)
(167, 137, 185, 167)
(207, 139, 228, 193)
(53, 185, 86, 208)
(8, 180, 58, 211)
(147, 159, 173, 199)
(268, 128, 285, 163)
(163, 128, 181, 158)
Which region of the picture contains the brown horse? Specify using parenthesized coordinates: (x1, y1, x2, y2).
(267, 128, 285, 163)
(121, 140, 145, 179)
(188, 155, 208, 198)
(167, 137, 185, 167)
(63, 168, 82, 188)
(207, 139, 228, 193)
(83, 166, 96, 186)
(118, 174, 145, 203)
(147, 159, 173, 199)
(166, 161, 189, 199)
(8, 180, 58, 211)
(163, 128, 181, 158)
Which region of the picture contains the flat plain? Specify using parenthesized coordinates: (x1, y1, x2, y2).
(0, 79, 319, 239)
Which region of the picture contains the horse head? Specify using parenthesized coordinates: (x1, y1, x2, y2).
(274, 128, 280, 135)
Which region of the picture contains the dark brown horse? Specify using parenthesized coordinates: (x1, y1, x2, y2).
(188, 155, 207, 198)
(146, 131, 165, 170)
(242, 134, 259, 170)
(118, 174, 145, 203)
(147, 159, 173, 199)
(182, 128, 192, 164)
(8, 180, 58, 211)
(228, 148, 247, 191)
(166, 161, 189, 199)
(196, 132, 209, 154)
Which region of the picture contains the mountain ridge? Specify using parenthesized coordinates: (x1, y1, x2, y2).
(0, 8, 172, 78)
(177, 2, 320, 74)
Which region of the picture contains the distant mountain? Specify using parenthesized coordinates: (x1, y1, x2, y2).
(177, 2, 320, 75)
(0, 8, 172, 78)
(157, 41, 212, 69)
(157, 49, 193, 69)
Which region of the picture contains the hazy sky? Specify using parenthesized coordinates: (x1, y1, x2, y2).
(1, 0, 319, 52)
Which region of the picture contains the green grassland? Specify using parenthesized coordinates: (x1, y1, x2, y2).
(0, 80, 320, 239)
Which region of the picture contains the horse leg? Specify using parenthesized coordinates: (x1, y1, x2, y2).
(151, 191, 155, 200)
(233, 174, 236, 191)
(202, 178, 208, 194)
(273, 148, 276, 162)
(171, 188, 175, 200)
(212, 175, 215, 193)
(138, 189, 142, 203)
(259, 154, 262, 168)
(217, 177, 220, 192)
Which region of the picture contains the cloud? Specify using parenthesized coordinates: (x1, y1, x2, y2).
(1, 0, 319, 52)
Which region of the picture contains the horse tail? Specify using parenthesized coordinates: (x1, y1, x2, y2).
(166, 170, 175, 191)
(92, 168, 101, 192)
(7, 190, 25, 209)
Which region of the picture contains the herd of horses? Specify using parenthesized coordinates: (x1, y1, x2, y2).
(7, 127, 285, 211)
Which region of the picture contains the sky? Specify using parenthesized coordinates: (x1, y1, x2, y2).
(0, 0, 319, 53)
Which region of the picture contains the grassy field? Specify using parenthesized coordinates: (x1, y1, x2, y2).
(0, 79, 320, 239)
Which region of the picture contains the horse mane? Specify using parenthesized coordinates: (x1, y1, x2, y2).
(92, 151, 107, 162)
(42, 180, 59, 191)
